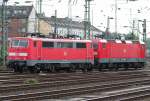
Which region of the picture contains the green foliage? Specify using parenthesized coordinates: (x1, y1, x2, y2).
(0, 56, 3, 66)
(24, 79, 38, 85)
(146, 38, 150, 49)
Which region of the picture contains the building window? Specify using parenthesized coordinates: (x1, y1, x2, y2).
(22, 27, 26, 33)
(19, 10, 22, 14)
(6, 11, 10, 15)
(23, 10, 27, 15)
(14, 10, 18, 15)
(76, 43, 86, 48)
(42, 41, 54, 48)
(7, 26, 12, 33)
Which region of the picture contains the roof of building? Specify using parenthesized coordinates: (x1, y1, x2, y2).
(42, 17, 103, 32)
(0, 5, 33, 19)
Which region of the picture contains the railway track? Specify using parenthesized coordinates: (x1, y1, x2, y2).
(1, 76, 150, 101)
(0, 70, 148, 86)
(0, 69, 150, 101)
(0, 73, 149, 94)
(0, 69, 148, 80)
(87, 86, 150, 101)
(0, 70, 149, 100)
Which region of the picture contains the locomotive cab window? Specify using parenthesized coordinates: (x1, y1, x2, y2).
(76, 43, 86, 48)
(42, 41, 54, 48)
(11, 40, 28, 47)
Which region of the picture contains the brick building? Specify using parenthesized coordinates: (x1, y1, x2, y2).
(0, 5, 103, 38)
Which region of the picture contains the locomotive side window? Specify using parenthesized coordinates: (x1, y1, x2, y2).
(57, 42, 73, 48)
(42, 41, 54, 48)
(90, 43, 93, 48)
(11, 40, 28, 47)
(93, 43, 98, 49)
(76, 43, 86, 48)
(33, 41, 37, 47)
(102, 43, 106, 48)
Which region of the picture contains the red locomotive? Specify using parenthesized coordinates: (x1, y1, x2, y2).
(8, 37, 94, 73)
(7, 37, 146, 73)
(93, 39, 145, 71)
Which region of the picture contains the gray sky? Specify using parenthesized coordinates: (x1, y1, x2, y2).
(1, 0, 150, 36)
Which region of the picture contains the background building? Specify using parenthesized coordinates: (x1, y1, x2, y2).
(0, 5, 103, 38)
(43, 16, 103, 38)
(0, 5, 37, 37)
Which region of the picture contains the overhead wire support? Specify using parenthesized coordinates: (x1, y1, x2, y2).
(1, 0, 8, 66)
(84, 0, 93, 40)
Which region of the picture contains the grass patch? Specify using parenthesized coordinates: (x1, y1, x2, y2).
(24, 79, 38, 85)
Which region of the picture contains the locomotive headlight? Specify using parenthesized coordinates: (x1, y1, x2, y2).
(9, 52, 16, 56)
(19, 53, 28, 56)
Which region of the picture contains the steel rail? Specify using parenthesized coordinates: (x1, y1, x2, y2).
(0, 72, 147, 85)
(87, 86, 150, 101)
(1, 76, 150, 101)
(0, 74, 149, 93)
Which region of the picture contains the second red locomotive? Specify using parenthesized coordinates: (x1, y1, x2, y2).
(93, 39, 145, 70)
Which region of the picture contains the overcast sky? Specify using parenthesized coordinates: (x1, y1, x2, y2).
(1, 0, 150, 35)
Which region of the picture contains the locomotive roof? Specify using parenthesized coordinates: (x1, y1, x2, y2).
(93, 39, 145, 44)
(11, 37, 92, 43)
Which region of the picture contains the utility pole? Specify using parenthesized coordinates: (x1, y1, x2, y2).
(39, 0, 42, 14)
(36, 0, 42, 33)
(115, 0, 117, 34)
(143, 19, 146, 42)
(67, 1, 72, 38)
(106, 16, 113, 39)
(54, 10, 57, 34)
(84, 0, 93, 40)
(132, 20, 135, 40)
(1, 0, 8, 66)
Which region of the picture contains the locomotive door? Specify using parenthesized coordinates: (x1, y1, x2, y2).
(33, 41, 40, 60)
(86, 43, 91, 62)
(37, 41, 41, 60)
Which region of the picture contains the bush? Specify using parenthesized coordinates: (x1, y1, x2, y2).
(24, 79, 38, 85)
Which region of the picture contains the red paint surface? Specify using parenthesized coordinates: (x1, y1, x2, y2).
(8, 37, 94, 62)
(94, 39, 146, 59)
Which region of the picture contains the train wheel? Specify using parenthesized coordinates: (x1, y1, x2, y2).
(82, 68, 87, 72)
(51, 65, 55, 72)
(124, 64, 128, 70)
(47, 64, 54, 72)
(124, 67, 129, 71)
(18, 67, 23, 73)
(29, 67, 34, 73)
(32, 65, 40, 73)
(108, 64, 113, 71)
(133, 63, 138, 70)
(98, 68, 102, 71)
(115, 65, 119, 71)
(82, 64, 88, 73)
(87, 64, 93, 72)
(139, 63, 144, 69)
(98, 64, 102, 71)
(14, 67, 18, 72)
(70, 65, 76, 72)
